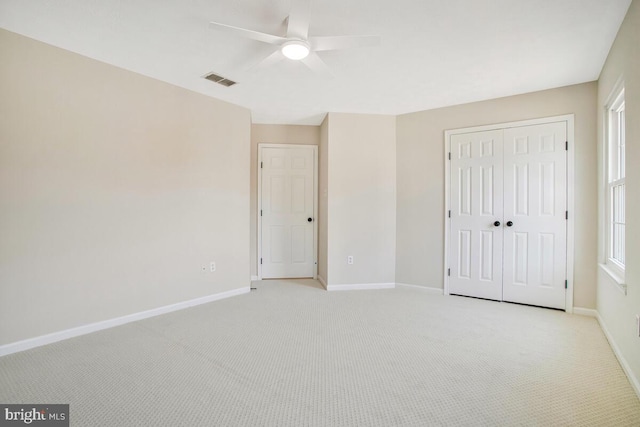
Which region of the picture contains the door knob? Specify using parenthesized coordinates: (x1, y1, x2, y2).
(308, 217, 313, 222)
(493, 221, 501, 227)
(506, 221, 513, 227)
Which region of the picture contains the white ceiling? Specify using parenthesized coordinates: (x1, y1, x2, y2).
(0, 0, 631, 125)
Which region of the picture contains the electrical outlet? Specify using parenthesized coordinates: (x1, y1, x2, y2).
(210, 262, 216, 272)
(347, 256, 354, 265)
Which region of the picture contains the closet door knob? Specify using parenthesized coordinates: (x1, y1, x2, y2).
(493, 221, 501, 227)
(308, 217, 313, 222)
(506, 221, 513, 227)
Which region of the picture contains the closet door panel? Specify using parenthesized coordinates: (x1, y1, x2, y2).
(502, 122, 567, 309)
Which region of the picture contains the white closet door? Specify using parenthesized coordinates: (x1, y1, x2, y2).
(449, 130, 504, 300)
(261, 147, 315, 278)
(502, 122, 567, 309)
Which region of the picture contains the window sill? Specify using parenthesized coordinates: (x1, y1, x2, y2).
(599, 263, 627, 295)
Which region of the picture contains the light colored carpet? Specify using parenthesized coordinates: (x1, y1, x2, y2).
(1, 279, 639, 426)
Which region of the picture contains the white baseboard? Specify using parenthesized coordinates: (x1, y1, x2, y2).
(395, 283, 444, 295)
(317, 275, 327, 289)
(596, 312, 640, 400)
(326, 283, 395, 291)
(250, 275, 259, 281)
(573, 307, 598, 317)
(0, 286, 250, 358)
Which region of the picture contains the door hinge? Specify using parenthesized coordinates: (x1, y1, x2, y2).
(260, 210, 262, 216)
(565, 280, 568, 289)
(448, 210, 451, 218)
(565, 141, 568, 151)
(565, 211, 568, 220)
(448, 152, 451, 160)
(260, 258, 263, 265)
(448, 268, 451, 277)
(260, 162, 263, 168)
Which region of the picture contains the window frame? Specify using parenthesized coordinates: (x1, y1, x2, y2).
(604, 87, 626, 283)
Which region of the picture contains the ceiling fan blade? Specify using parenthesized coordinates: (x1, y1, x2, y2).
(286, 0, 311, 39)
(301, 52, 333, 78)
(249, 49, 285, 71)
(310, 35, 380, 52)
(209, 21, 286, 45)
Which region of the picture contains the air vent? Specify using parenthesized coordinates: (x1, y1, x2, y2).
(204, 72, 236, 87)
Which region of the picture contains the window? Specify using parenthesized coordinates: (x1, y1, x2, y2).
(606, 88, 625, 279)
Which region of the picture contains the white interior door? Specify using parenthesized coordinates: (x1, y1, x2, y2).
(502, 122, 567, 309)
(449, 130, 504, 300)
(448, 121, 568, 310)
(260, 146, 316, 279)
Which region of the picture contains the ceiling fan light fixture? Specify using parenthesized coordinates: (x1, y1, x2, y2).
(281, 40, 310, 60)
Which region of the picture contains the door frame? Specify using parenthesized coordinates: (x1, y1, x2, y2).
(443, 114, 575, 313)
(257, 143, 319, 280)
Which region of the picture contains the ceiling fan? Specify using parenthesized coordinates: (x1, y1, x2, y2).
(209, 0, 380, 77)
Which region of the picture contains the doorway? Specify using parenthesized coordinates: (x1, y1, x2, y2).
(258, 144, 318, 279)
(444, 115, 575, 311)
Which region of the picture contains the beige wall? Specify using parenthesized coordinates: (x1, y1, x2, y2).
(318, 118, 329, 283)
(596, 0, 640, 391)
(250, 124, 320, 277)
(326, 113, 396, 285)
(0, 30, 251, 345)
(396, 82, 598, 308)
